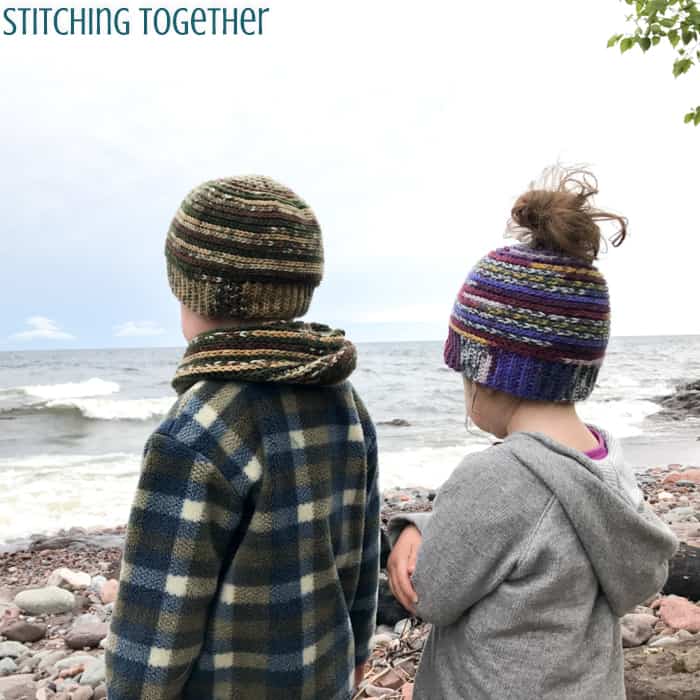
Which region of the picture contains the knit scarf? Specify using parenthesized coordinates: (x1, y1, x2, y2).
(172, 321, 357, 394)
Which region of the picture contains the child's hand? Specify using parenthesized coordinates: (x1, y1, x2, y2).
(387, 525, 422, 614)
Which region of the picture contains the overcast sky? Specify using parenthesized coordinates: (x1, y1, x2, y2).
(1, 0, 699, 350)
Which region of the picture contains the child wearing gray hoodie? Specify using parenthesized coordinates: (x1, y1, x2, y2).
(387, 168, 678, 700)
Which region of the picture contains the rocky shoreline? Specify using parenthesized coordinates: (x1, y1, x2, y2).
(1, 466, 699, 700)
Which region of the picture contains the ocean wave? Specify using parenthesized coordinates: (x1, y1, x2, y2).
(44, 396, 174, 421)
(0, 377, 173, 421)
(578, 398, 661, 438)
(0, 452, 141, 544)
(0, 377, 120, 401)
(378, 443, 489, 491)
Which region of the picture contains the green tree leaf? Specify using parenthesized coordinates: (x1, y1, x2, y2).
(611, 0, 700, 122)
(673, 57, 693, 76)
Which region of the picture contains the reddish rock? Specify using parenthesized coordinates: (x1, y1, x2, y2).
(58, 663, 86, 678)
(653, 596, 700, 633)
(683, 469, 700, 484)
(65, 622, 109, 650)
(99, 580, 118, 605)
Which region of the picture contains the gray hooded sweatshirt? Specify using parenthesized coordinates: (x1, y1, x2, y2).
(388, 428, 678, 700)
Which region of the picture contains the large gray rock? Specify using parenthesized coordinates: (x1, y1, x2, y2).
(0, 642, 29, 660)
(621, 613, 658, 648)
(13, 586, 75, 615)
(55, 654, 101, 671)
(657, 380, 700, 418)
(37, 650, 69, 671)
(80, 657, 106, 688)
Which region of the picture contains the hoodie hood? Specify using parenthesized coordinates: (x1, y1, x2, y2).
(504, 429, 678, 616)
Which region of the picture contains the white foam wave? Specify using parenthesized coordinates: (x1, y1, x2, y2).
(595, 373, 673, 401)
(578, 398, 661, 438)
(18, 378, 120, 401)
(378, 443, 488, 491)
(46, 396, 174, 421)
(0, 453, 141, 543)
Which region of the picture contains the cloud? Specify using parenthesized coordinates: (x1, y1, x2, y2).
(114, 320, 166, 338)
(10, 316, 75, 341)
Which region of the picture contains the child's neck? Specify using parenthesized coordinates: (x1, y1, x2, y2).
(506, 401, 598, 453)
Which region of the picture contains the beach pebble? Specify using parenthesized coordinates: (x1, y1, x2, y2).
(1, 621, 46, 643)
(676, 646, 700, 673)
(621, 613, 658, 647)
(92, 684, 106, 700)
(393, 619, 412, 636)
(68, 686, 93, 700)
(16, 654, 40, 674)
(87, 578, 106, 596)
(54, 656, 98, 672)
(38, 651, 70, 672)
(98, 581, 118, 606)
(14, 587, 75, 616)
(65, 622, 109, 650)
(657, 492, 675, 501)
(0, 658, 17, 676)
(681, 469, 700, 484)
(78, 658, 105, 688)
(72, 615, 101, 627)
(664, 507, 699, 524)
(0, 606, 21, 627)
(363, 684, 394, 697)
(648, 636, 682, 648)
(93, 605, 113, 624)
(0, 675, 36, 698)
(47, 569, 91, 592)
(676, 480, 697, 489)
(0, 642, 30, 660)
(676, 629, 695, 641)
(370, 633, 396, 648)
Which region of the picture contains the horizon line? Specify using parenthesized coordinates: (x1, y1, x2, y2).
(2, 332, 700, 354)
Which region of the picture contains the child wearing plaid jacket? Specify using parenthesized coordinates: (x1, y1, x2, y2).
(105, 176, 379, 700)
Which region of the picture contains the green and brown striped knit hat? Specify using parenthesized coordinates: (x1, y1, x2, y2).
(165, 176, 324, 320)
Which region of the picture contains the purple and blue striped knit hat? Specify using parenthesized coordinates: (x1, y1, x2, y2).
(444, 243, 610, 402)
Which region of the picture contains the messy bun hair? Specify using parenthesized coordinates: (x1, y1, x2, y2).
(508, 166, 627, 262)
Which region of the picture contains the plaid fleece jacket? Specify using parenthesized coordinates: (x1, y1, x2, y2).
(105, 379, 379, 700)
